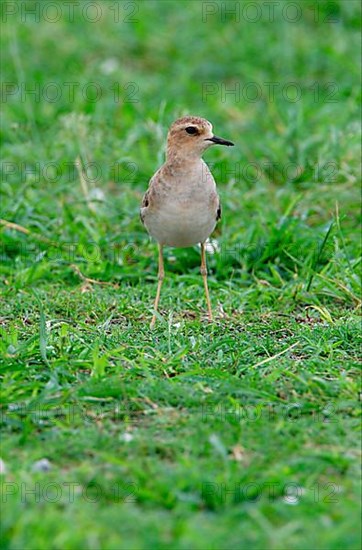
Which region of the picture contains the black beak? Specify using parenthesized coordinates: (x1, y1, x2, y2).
(206, 135, 234, 147)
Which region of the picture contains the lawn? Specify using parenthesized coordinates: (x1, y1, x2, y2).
(0, 1, 361, 549)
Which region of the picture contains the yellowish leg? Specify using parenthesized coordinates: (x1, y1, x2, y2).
(150, 244, 164, 328)
(201, 242, 213, 322)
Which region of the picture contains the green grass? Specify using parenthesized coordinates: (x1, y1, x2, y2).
(0, 1, 361, 548)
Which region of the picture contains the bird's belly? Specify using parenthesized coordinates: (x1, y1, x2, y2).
(145, 200, 216, 247)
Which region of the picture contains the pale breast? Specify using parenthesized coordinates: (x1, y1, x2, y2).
(145, 197, 217, 247)
(142, 161, 219, 248)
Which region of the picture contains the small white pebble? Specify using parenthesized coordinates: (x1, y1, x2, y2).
(120, 433, 133, 443)
(0, 458, 7, 475)
(100, 58, 119, 75)
(202, 239, 220, 254)
(283, 495, 299, 505)
(32, 458, 52, 472)
(282, 486, 305, 505)
(89, 188, 106, 202)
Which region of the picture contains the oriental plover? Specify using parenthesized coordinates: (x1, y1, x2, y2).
(140, 116, 234, 327)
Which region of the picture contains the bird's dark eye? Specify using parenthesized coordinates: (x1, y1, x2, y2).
(185, 126, 198, 135)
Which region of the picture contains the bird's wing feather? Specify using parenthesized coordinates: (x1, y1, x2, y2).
(140, 189, 150, 224)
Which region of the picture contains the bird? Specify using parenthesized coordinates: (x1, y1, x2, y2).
(140, 115, 234, 328)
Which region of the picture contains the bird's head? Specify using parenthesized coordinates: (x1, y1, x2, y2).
(166, 116, 234, 160)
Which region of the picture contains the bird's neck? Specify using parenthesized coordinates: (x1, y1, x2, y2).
(165, 148, 203, 167)
(162, 155, 207, 183)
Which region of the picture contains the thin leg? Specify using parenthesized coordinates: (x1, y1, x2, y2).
(200, 242, 213, 322)
(150, 244, 164, 328)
